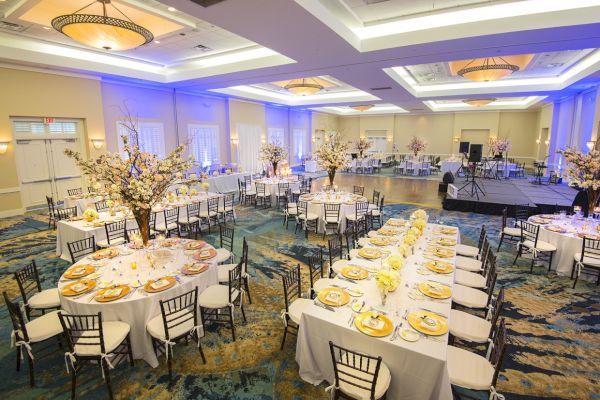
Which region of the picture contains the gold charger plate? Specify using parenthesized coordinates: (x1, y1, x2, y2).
(407, 311, 449, 336)
(61, 279, 97, 296)
(193, 248, 217, 261)
(434, 238, 456, 247)
(184, 240, 207, 250)
(317, 287, 350, 307)
(577, 233, 600, 240)
(377, 227, 400, 236)
(358, 248, 382, 259)
(545, 225, 566, 233)
(63, 265, 96, 279)
(435, 227, 457, 235)
(161, 238, 181, 247)
(341, 265, 369, 280)
(144, 277, 176, 293)
(386, 219, 405, 227)
(431, 247, 454, 258)
(94, 285, 130, 302)
(91, 248, 119, 260)
(424, 260, 454, 274)
(369, 237, 391, 247)
(182, 263, 209, 275)
(354, 311, 394, 337)
(418, 281, 452, 299)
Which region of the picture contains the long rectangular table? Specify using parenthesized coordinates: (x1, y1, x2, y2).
(296, 220, 457, 400)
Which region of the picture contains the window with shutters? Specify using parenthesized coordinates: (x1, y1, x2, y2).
(12, 119, 80, 139)
(267, 127, 285, 145)
(188, 124, 220, 167)
(117, 121, 166, 159)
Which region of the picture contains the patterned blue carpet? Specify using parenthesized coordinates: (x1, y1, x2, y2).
(0, 203, 599, 399)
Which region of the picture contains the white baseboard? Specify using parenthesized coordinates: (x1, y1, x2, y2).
(0, 208, 26, 218)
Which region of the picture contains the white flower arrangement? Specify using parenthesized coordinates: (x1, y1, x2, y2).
(489, 137, 511, 155)
(355, 137, 372, 157)
(407, 136, 427, 156)
(259, 141, 288, 163)
(559, 147, 600, 212)
(315, 131, 351, 185)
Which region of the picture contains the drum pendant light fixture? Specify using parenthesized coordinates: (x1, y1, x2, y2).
(52, 0, 153, 51)
(457, 57, 519, 81)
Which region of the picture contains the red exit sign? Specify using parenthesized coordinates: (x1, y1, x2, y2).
(43, 117, 55, 124)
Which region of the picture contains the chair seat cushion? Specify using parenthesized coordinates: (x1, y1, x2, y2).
(370, 210, 381, 216)
(337, 359, 392, 400)
(455, 256, 483, 272)
(324, 216, 341, 223)
(178, 217, 199, 224)
(453, 284, 488, 309)
(454, 269, 487, 289)
(199, 211, 218, 218)
(217, 263, 238, 283)
(346, 214, 364, 221)
(155, 222, 177, 232)
(456, 244, 479, 258)
(199, 284, 239, 309)
(28, 288, 60, 309)
(449, 309, 491, 344)
(97, 237, 125, 248)
(214, 248, 232, 264)
(25, 310, 66, 343)
(503, 227, 521, 237)
(288, 298, 313, 325)
(523, 239, 556, 252)
(299, 213, 319, 221)
(312, 278, 336, 293)
(147, 309, 194, 341)
(573, 253, 600, 267)
(221, 206, 234, 213)
(74, 321, 130, 356)
(447, 345, 495, 390)
(331, 259, 349, 275)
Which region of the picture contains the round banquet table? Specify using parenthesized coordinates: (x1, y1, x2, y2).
(527, 214, 600, 277)
(299, 191, 368, 233)
(64, 194, 105, 215)
(255, 177, 301, 203)
(58, 239, 219, 367)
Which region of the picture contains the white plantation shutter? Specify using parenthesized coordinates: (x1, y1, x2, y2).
(188, 124, 220, 167)
(117, 121, 166, 159)
(268, 127, 284, 145)
(293, 128, 305, 164)
(48, 122, 77, 134)
(14, 121, 45, 134)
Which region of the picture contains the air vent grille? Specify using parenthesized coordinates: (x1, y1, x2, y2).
(194, 44, 212, 52)
(0, 20, 27, 32)
(370, 86, 392, 91)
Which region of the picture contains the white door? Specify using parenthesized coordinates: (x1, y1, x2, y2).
(50, 139, 82, 202)
(15, 139, 54, 208)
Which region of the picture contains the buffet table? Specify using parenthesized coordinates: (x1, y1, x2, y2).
(528, 214, 600, 276)
(207, 172, 246, 193)
(64, 194, 105, 215)
(298, 191, 368, 233)
(58, 239, 219, 367)
(296, 218, 457, 399)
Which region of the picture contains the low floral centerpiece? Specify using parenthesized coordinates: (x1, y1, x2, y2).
(65, 114, 194, 246)
(404, 231, 418, 246)
(398, 243, 412, 258)
(386, 255, 405, 271)
(83, 208, 99, 222)
(412, 219, 426, 234)
(407, 136, 427, 157)
(355, 137, 372, 158)
(316, 131, 351, 186)
(411, 209, 428, 220)
(259, 141, 287, 177)
(559, 147, 600, 216)
(375, 270, 400, 305)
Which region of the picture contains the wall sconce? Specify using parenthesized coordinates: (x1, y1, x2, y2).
(387, 137, 392, 142)
(0, 141, 9, 154)
(535, 138, 541, 144)
(587, 140, 596, 150)
(261, 137, 266, 144)
(453, 136, 460, 143)
(90, 139, 104, 150)
(231, 137, 239, 145)
(544, 139, 550, 146)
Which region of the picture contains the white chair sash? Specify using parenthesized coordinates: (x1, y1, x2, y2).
(324, 383, 338, 400)
(11, 330, 33, 360)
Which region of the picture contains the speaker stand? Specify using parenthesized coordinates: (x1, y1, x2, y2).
(458, 165, 485, 200)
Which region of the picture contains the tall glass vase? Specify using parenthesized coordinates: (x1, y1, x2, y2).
(588, 189, 600, 217)
(272, 162, 278, 177)
(134, 208, 151, 246)
(328, 168, 336, 186)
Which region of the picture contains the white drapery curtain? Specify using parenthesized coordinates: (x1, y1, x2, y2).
(293, 128, 306, 165)
(268, 127, 285, 145)
(236, 123, 263, 173)
(188, 124, 220, 168)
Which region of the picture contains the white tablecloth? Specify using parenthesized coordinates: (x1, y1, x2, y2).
(299, 192, 367, 233)
(58, 240, 219, 367)
(56, 193, 226, 261)
(305, 160, 320, 173)
(255, 177, 301, 203)
(207, 173, 246, 193)
(439, 161, 463, 174)
(64, 195, 104, 215)
(528, 214, 599, 276)
(296, 221, 456, 399)
(397, 160, 430, 176)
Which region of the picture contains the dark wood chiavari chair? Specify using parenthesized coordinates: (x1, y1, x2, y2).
(55, 206, 78, 221)
(307, 247, 325, 298)
(353, 185, 365, 196)
(14, 260, 60, 320)
(98, 220, 127, 248)
(67, 188, 83, 196)
(280, 264, 311, 350)
(295, 200, 318, 238)
(95, 200, 109, 213)
(156, 208, 180, 237)
(323, 203, 341, 239)
(219, 192, 236, 224)
(178, 203, 201, 239)
(572, 237, 600, 288)
(513, 221, 556, 272)
(67, 236, 97, 263)
(276, 182, 289, 209)
(46, 195, 57, 229)
(497, 208, 521, 251)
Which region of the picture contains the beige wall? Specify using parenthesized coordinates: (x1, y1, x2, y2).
(312, 112, 339, 133)
(0, 67, 105, 215)
(228, 100, 266, 164)
(395, 114, 455, 154)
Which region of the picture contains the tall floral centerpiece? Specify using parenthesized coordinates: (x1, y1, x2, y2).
(559, 147, 600, 216)
(65, 115, 194, 246)
(489, 137, 511, 157)
(355, 137, 372, 158)
(259, 141, 287, 177)
(407, 136, 427, 157)
(315, 131, 351, 186)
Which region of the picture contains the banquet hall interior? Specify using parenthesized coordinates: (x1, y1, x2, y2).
(1, 0, 600, 399)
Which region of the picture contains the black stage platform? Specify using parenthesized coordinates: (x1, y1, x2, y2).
(442, 177, 577, 215)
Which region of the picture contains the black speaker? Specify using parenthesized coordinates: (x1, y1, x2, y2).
(459, 141, 470, 153)
(468, 144, 483, 163)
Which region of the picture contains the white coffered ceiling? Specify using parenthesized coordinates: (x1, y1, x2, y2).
(1, 0, 600, 113)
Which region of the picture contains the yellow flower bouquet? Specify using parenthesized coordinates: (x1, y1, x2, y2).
(411, 209, 427, 220)
(386, 255, 405, 271)
(412, 218, 426, 232)
(404, 232, 417, 246)
(179, 184, 189, 196)
(201, 182, 210, 193)
(409, 226, 422, 237)
(83, 208, 99, 222)
(375, 269, 400, 292)
(398, 244, 412, 258)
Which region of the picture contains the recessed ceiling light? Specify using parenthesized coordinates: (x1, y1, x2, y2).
(546, 63, 564, 68)
(168, 6, 177, 12)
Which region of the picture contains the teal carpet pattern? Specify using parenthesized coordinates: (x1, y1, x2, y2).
(0, 204, 599, 399)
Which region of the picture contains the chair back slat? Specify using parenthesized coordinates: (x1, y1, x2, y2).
(328, 235, 343, 267)
(581, 237, 600, 262)
(67, 188, 83, 196)
(164, 208, 179, 226)
(489, 287, 505, 337)
(355, 201, 369, 220)
(372, 190, 380, 206)
(105, 220, 126, 244)
(14, 261, 42, 305)
(68, 237, 97, 263)
(353, 186, 365, 196)
(478, 226, 487, 249)
(56, 206, 78, 221)
(220, 224, 234, 251)
(282, 265, 301, 310)
(490, 318, 508, 387)
(228, 261, 243, 303)
(324, 203, 341, 221)
(308, 247, 324, 290)
(95, 200, 108, 213)
(329, 341, 382, 400)
(207, 197, 219, 213)
(520, 221, 539, 244)
(59, 313, 106, 355)
(3, 292, 29, 342)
